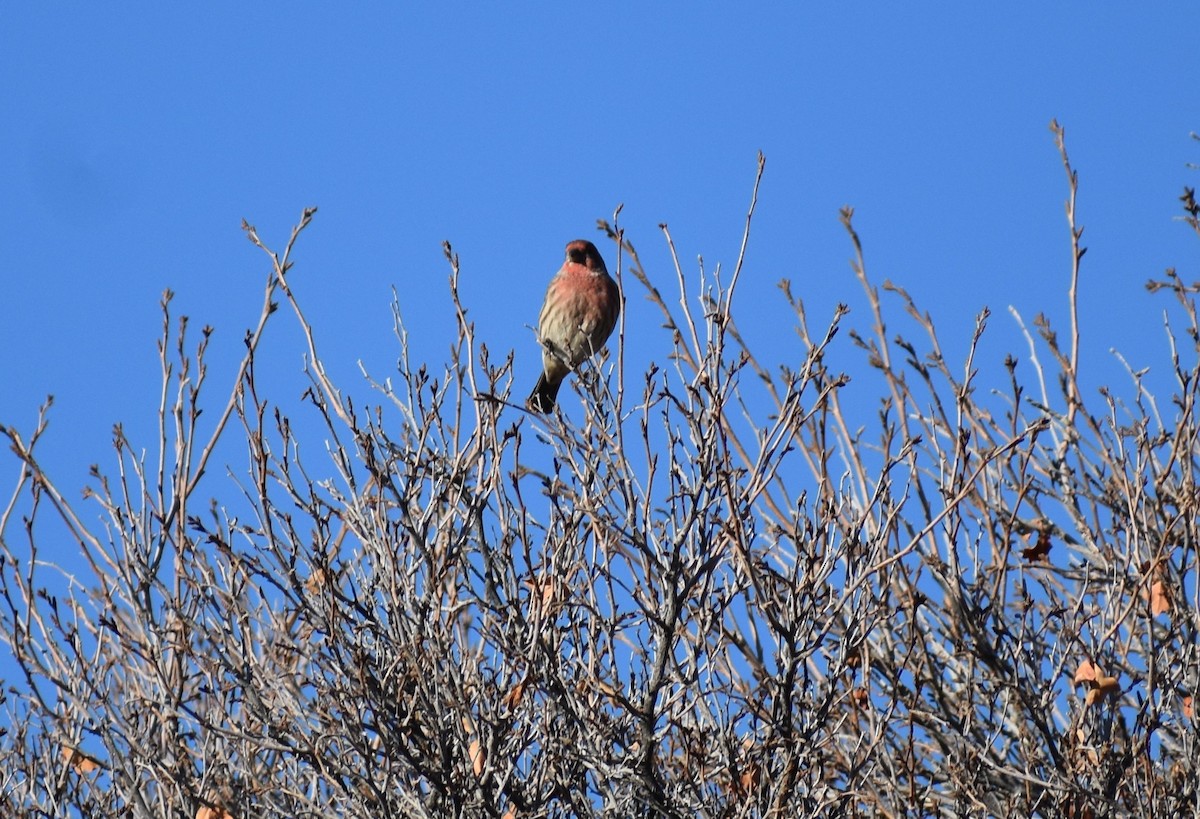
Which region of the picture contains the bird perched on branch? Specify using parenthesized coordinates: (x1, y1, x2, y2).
(526, 239, 620, 413)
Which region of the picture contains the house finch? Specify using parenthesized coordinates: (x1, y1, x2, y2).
(526, 239, 620, 413)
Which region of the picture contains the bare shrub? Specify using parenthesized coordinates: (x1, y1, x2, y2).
(2, 133, 1199, 817)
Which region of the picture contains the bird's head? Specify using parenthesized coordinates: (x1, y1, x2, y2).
(565, 239, 607, 273)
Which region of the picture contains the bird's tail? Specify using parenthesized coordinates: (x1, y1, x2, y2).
(526, 374, 561, 413)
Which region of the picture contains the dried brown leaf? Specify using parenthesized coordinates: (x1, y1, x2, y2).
(1084, 675, 1120, 706)
(502, 676, 528, 711)
(62, 745, 101, 775)
(1021, 531, 1052, 562)
(1073, 660, 1098, 685)
(196, 808, 233, 819)
(469, 737, 485, 778)
(1149, 580, 1171, 617)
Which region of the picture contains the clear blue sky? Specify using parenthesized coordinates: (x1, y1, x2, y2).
(2, 5, 1198, 531)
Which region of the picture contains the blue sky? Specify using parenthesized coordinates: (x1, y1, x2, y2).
(2, 5, 1198, 542)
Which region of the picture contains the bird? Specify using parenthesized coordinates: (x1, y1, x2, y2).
(526, 239, 621, 413)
